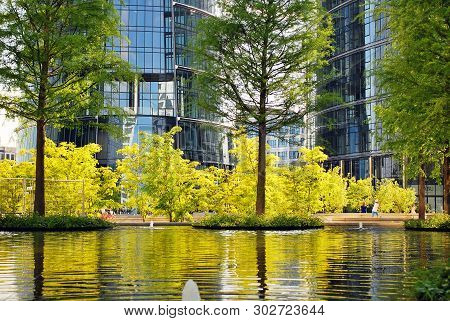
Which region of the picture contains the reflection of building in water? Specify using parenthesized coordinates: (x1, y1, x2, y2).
(18, 0, 231, 169)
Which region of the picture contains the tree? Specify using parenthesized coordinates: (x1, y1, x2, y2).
(375, 0, 449, 218)
(284, 147, 327, 215)
(320, 167, 347, 213)
(0, 0, 133, 216)
(118, 127, 201, 222)
(346, 178, 374, 212)
(0, 159, 33, 214)
(193, 0, 333, 215)
(219, 132, 289, 217)
(0, 139, 119, 215)
(41, 140, 119, 214)
(376, 179, 416, 214)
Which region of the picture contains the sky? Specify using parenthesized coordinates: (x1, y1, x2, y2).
(0, 113, 17, 148)
(0, 89, 18, 148)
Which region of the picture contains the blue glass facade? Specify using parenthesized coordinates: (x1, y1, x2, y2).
(43, 0, 230, 168)
(316, 0, 393, 180)
(316, 0, 444, 211)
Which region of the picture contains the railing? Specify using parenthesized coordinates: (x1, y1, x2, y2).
(0, 178, 85, 216)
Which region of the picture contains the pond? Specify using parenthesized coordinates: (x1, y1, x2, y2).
(0, 226, 448, 300)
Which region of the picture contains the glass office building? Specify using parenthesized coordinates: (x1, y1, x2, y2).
(315, 0, 443, 211)
(316, 0, 393, 180)
(267, 126, 306, 166)
(43, 0, 231, 168)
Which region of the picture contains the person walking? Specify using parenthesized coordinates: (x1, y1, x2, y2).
(372, 200, 379, 217)
(361, 201, 367, 213)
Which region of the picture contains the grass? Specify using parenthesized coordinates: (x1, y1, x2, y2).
(405, 213, 450, 231)
(194, 213, 324, 230)
(413, 265, 449, 300)
(0, 214, 115, 231)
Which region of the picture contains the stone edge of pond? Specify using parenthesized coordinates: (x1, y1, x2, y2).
(192, 225, 324, 231)
(0, 226, 115, 232)
(405, 227, 450, 232)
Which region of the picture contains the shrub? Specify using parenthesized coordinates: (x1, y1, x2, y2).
(405, 213, 450, 231)
(376, 179, 416, 213)
(0, 214, 114, 231)
(320, 167, 347, 213)
(346, 178, 374, 212)
(195, 212, 324, 229)
(413, 265, 450, 301)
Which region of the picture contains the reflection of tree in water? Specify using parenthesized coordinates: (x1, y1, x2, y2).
(322, 229, 373, 300)
(418, 233, 430, 267)
(33, 233, 44, 300)
(256, 231, 267, 299)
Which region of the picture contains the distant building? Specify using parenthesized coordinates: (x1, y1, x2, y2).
(267, 125, 306, 166)
(19, 0, 232, 168)
(0, 146, 16, 161)
(313, 0, 443, 212)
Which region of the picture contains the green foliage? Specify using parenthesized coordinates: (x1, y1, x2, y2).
(0, 139, 119, 215)
(320, 167, 347, 213)
(210, 133, 289, 216)
(118, 127, 201, 222)
(283, 147, 347, 214)
(0, 0, 134, 216)
(42, 140, 120, 214)
(0, 0, 133, 125)
(193, 0, 334, 215)
(405, 214, 450, 231)
(0, 160, 34, 214)
(412, 265, 450, 301)
(346, 178, 374, 212)
(375, 0, 449, 181)
(194, 0, 333, 125)
(195, 212, 324, 229)
(0, 215, 114, 231)
(376, 179, 416, 213)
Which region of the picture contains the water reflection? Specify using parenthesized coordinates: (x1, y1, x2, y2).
(33, 233, 44, 300)
(0, 227, 448, 300)
(256, 232, 267, 300)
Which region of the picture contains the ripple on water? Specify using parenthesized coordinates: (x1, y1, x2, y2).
(0, 226, 448, 300)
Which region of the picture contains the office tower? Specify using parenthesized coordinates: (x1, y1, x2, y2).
(36, 0, 231, 168)
(316, 0, 393, 180)
(315, 0, 443, 211)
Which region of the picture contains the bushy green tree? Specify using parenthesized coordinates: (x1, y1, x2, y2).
(283, 147, 347, 214)
(0, 140, 119, 215)
(40, 140, 119, 214)
(0, 0, 133, 216)
(204, 133, 289, 217)
(0, 160, 33, 214)
(375, 0, 449, 218)
(346, 178, 374, 212)
(118, 127, 201, 222)
(376, 179, 416, 213)
(193, 0, 333, 216)
(284, 147, 326, 214)
(320, 167, 347, 213)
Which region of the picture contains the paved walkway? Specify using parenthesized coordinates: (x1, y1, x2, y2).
(111, 215, 188, 226)
(315, 213, 422, 228)
(112, 213, 427, 228)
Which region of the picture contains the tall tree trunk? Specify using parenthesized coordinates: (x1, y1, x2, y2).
(418, 164, 426, 220)
(444, 154, 449, 214)
(34, 119, 46, 217)
(34, 18, 49, 217)
(256, 123, 267, 216)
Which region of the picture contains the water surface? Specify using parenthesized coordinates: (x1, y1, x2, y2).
(0, 227, 448, 300)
